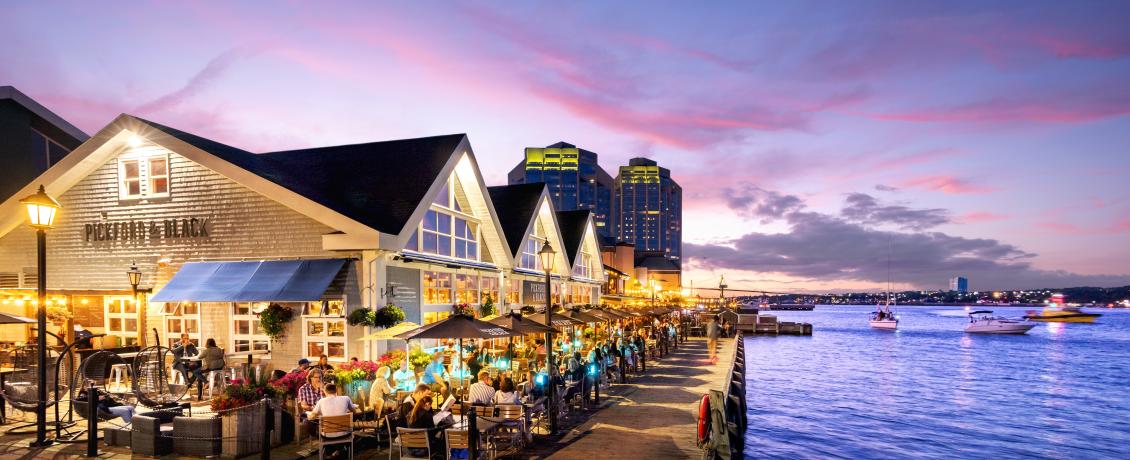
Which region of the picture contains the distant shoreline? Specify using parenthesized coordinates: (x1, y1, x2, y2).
(813, 303, 1124, 308)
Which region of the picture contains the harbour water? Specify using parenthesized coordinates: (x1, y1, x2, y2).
(743, 305, 1130, 459)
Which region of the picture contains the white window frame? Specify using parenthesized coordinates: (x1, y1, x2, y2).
(573, 250, 594, 280)
(303, 299, 347, 362)
(163, 302, 201, 348)
(423, 271, 454, 305)
(520, 236, 545, 270)
(231, 302, 271, 354)
(104, 296, 139, 346)
(118, 151, 170, 200)
(406, 177, 481, 262)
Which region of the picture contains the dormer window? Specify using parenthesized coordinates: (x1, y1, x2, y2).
(405, 176, 479, 261)
(119, 153, 170, 200)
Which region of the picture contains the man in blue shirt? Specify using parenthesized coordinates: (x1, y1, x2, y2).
(422, 353, 447, 393)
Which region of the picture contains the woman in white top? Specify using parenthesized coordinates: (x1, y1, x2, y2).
(310, 382, 358, 437)
(368, 366, 393, 416)
(493, 377, 522, 405)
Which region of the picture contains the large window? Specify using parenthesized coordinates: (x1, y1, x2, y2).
(118, 154, 170, 200)
(406, 177, 479, 261)
(455, 274, 478, 304)
(424, 311, 451, 325)
(480, 277, 499, 305)
(104, 296, 138, 346)
(505, 278, 520, 305)
(232, 302, 270, 353)
(304, 300, 346, 361)
(424, 271, 453, 304)
(572, 250, 594, 279)
(30, 129, 69, 171)
(164, 302, 200, 347)
(519, 236, 544, 270)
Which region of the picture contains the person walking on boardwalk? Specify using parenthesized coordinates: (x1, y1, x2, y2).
(707, 316, 720, 364)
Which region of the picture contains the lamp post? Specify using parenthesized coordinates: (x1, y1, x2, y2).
(20, 185, 60, 447)
(719, 274, 728, 309)
(126, 261, 144, 346)
(537, 241, 557, 435)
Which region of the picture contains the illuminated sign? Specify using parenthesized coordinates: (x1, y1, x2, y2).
(84, 217, 211, 242)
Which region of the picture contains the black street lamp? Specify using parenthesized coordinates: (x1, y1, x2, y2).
(127, 262, 141, 345)
(719, 274, 728, 309)
(20, 185, 60, 447)
(538, 241, 557, 435)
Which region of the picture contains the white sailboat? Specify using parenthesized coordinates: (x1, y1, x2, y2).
(870, 239, 899, 330)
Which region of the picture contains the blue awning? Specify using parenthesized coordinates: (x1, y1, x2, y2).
(151, 259, 347, 302)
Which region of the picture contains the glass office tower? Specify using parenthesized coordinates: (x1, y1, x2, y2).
(614, 158, 682, 265)
(508, 142, 615, 238)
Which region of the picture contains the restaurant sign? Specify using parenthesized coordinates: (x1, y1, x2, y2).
(84, 217, 212, 242)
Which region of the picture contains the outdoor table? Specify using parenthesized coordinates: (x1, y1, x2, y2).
(0, 367, 27, 424)
(116, 351, 140, 359)
(225, 349, 269, 367)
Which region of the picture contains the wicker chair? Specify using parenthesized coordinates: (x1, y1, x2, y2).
(130, 413, 173, 456)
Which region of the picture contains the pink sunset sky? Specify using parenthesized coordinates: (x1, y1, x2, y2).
(2, 1, 1128, 292)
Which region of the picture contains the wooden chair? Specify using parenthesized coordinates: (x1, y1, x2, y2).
(471, 405, 496, 418)
(319, 414, 354, 460)
(397, 427, 432, 460)
(444, 429, 473, 460)
(495, 404, 527, 447)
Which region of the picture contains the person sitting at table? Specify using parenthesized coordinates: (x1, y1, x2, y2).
(493, 377, 521, 405)
(313, 354, 334, 371)
(406, 395, 446, 457)
(368, 366, 394, 417)
(422, 353, 447, 393)
(292, 358, 312, 374)
(77, 380, 135, 423)
(399, 383, 433, 419)
(171, 333, 199, 384)
(467, 371, 495, 406)
(309, 382, 358, 459)
(192, 338, 225, 400)
(298, 370, 326, 415)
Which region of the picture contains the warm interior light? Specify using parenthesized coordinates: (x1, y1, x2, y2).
(128, 134, 145, 147)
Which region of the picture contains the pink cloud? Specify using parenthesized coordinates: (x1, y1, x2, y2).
(871, 93, 1130, 124)
(1035, 217, 1130, 236)
(956, 211, 1010, 224)
(897, 175, 995, 195)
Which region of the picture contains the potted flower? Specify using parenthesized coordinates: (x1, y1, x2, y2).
(373, 304, 406, 328)
(479, 295, 497, 318)
(453, 303, 473, 316)
(333, 360, 379, 406)
(214, 373, 286, 457)
(409, 346, 432, 374)
(257, 303, 294, 341)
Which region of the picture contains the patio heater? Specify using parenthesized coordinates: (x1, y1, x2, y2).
(538, 241, 558, 435)
(20, 185, 60, 447)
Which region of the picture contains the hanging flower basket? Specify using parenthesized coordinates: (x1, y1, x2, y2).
(257, 303, 294, 341)
(373, 304, 406, 328)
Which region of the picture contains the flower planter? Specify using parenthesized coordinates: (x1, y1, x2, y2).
(220, 401, 287, 458)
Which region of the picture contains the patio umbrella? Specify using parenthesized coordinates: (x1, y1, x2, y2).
(358, 322, 421, 341)
(0, 312, 35, 324)
(487, 312, 554, 335)
(596, 308, 630, 319)
(585, 309, 617, 322)
(562, 309, 605, 324)
(397, 314, 516, 388)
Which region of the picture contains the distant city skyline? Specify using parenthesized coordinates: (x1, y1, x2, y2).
(2, 1, 1128, 291)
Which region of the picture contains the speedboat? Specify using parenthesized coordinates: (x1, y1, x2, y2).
(964, 310, 1035, 334)
(1023, 294, 1102, 323)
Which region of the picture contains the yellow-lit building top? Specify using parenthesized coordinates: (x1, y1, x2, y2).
(525, 147, 579, 171)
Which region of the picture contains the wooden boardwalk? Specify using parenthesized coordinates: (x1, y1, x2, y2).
(545, 337, 735, 460)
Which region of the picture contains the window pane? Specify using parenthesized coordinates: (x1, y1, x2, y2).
(328, 321, 345, 337)
(109, 301, 121, 314)
(438, 214, 451, 234)
(151, 177, 168, 194)
(237, 320, 249, 335)
(235, 340, 250, 352)
(254, 341, 270, 351)
(149, 158, 167, 175)
(433, 182, 450, 207)
(186, 319, 198, 333)
(423, 232, 438, 254)
(123, 161, 139, 179)
(455, 219, 467, 239)
(168, 321, 182, 333)
(48, 142, 69, 166)
(327, 343, 345, 358)
(455, 242, 465, 259)
(109, 318, 121, 331)
(437, 236, 451, 255)
(125, 318, 137, 331)
(424, 210, 438, 231)
(467, 242, 477, 260)
(308, 321, 325, 336)
(308, 342, 325, 357)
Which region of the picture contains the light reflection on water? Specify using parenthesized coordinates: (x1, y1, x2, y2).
(743, 306, 1130, 459)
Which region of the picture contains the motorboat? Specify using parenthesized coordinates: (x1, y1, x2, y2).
(964, 310, 1035, 334)
(1024, 294, 1102, 323)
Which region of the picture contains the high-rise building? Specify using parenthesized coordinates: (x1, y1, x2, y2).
(614, 157, 682, 265)
(508, 142, 615, 238)
(949, 276, 969, 293)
